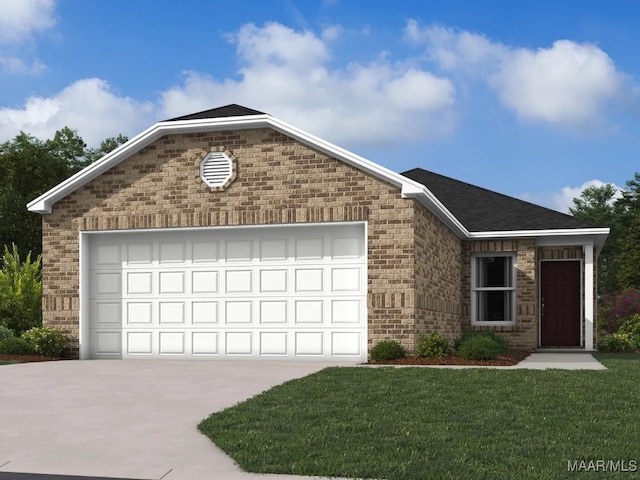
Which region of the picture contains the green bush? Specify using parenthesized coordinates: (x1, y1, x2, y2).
(370, 340, 406, 362)
(598, 333, 634, 352)
(0, 244, 42, 334)
(617, 314, 640, 337)
(0, 325, 14, 342)
(415, 333, 452, 358)
(0, 336, 35, 355)
(457, 334, 507, 361)
(455, 330, 508, 354)
(21, 326, 67, 357)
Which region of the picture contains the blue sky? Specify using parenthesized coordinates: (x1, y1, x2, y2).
(1, 0, 639, 212)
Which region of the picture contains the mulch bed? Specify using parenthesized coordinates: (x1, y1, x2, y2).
(369, 349, 533, 366)
(0, 354, 62, 363)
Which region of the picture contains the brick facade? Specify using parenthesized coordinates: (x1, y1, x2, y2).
(42, 128, 463, 357)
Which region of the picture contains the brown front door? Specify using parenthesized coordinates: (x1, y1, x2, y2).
(541, 261, 581, 347)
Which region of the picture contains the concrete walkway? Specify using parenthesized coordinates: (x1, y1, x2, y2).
(0, 353, 606, 480)
(512, 352, 607, 370)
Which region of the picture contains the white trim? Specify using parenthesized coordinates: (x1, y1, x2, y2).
(26, 112, 610, 249)
(584, 244, 595, 351)
(470, 252, 517, 326)
(79, 233, 91, 360)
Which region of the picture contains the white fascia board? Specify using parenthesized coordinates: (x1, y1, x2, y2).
(26, 114, 466, 236)
(469, 227, 610, 255)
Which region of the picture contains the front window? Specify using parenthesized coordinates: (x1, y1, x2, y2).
(471, 253, 516, 325)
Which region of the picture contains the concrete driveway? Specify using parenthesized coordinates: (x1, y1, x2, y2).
(0, 360, 346, 480)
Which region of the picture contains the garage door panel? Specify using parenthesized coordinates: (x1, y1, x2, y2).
(127, 243, 153, 264)
(95, 273, 121, 296)
(259, 301, 287, 324)
(159, 242, 185, 264)
(159, 302, 185, 324)
(192, 302, 218, 324)
(260, 332, 288, 355)
(295, 331, 324, 356)
(225, 240, 252, 262)
(96, 244, 121, 267)
(192, 271, 218, 293)
(331, 268, 360, 291)
(225, 301, 253, 324)
(295, 269, 323, 292)
(260, 238, 287, 261)
(126, 332, 153, 355)
(331, 332, 361, 356)
(260, 269, 287, 292)
(331, 300, 361, 324)
(225, 270, 252, 293)
(192, 241, 218, 263)
(295, 237, 323, 260)
(94, 331, 121, 356)
(89, 223, 366, 360)
(192, 331, 219, 355)
(225, 332, 253, 355)
(126, 302, 153, 325)
(159, 331, 185, 355)
(159, 271, 185, 294)
(295, 300, 323, 324)
(127, 272, 152, 294)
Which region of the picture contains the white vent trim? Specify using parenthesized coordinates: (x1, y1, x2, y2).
(200, 151, 232, 187)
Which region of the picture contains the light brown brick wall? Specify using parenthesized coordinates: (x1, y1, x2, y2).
(42, 128, 436, 357)
(461, 239, 538, 350)
(414, 202, 462, 345)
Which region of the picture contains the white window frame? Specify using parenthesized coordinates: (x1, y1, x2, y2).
(471, 252, 517, 326)
(200, 151, 233, 188)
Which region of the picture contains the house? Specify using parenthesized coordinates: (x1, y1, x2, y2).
(28, 105, 609, 361)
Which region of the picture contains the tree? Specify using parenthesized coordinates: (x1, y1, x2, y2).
(570, 184, 621, 293)
(0, 128, 127, 258)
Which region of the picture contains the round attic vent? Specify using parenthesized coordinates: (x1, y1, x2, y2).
(200, 151, 232, 187)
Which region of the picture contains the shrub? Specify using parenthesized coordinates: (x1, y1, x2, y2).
(21, 326, 67, 357)
(617, 314, 640, 337)
(370, 340, 406, 362)
(599, 289, 640, 334)
(598, 333, 634, 353)
(0, 244, 42, 334)
(415, 333, 452, 358)
(0, 336, 35, 355)
(457, 335, 504, 361)
(0, 325, 14, 342)
(454, 330, 508, 354)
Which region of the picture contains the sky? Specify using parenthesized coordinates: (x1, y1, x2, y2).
(0, 0, 639, 213)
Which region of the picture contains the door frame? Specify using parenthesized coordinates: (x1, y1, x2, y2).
(538, 259, 583, 348)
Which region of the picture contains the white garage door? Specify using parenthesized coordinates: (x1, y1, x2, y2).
(87, 223, 367, 360)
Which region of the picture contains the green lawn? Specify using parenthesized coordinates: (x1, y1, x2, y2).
(199, 354, 640, 480)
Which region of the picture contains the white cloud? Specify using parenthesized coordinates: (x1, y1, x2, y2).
(0, 0, 56, 44)
(520, 179, 622, 213)
(407, 21, 630, 129)
(0, 78, 154, 146)
(160, 22, 456, 146)
(492, 41, 623, 127)
(0, 0, 56, 74)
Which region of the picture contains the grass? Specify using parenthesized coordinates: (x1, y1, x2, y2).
(199, 354, 640, 480)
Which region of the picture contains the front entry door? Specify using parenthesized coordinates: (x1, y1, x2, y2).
(541, 261, 581, 347)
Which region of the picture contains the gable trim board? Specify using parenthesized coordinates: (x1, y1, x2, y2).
(29, 105, 609, 359)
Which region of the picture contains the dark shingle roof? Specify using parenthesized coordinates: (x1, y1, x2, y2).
(165, 104, 266, 121)
(402, 168, 599, 232)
